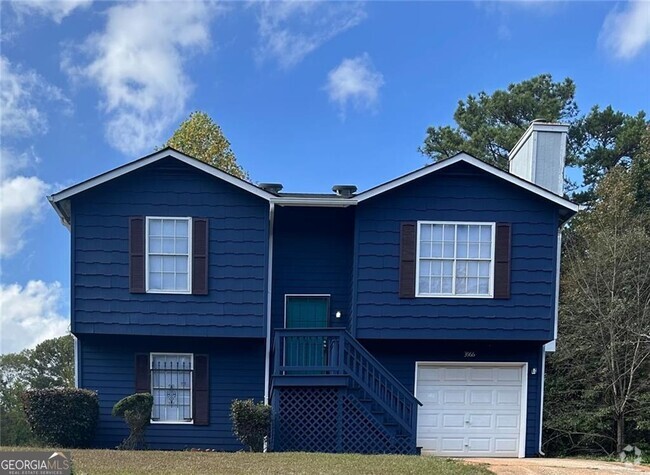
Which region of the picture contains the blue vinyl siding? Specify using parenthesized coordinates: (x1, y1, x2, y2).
(271, 207, 354, 331)
(361, 339, 545, 456)
(71, 157, 269, 338)
(79, 334, 265, 450)
(354, 162, 560, 341)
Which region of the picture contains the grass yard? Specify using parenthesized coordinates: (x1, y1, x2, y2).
(0, 447, 492, 475)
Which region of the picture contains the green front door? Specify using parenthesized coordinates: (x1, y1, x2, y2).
(285, 296, 329, 371)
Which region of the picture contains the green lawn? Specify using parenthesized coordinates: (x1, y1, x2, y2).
(0, 448, 492, 475)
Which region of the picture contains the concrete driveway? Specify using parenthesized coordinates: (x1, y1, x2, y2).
(464, 458, 650, 475)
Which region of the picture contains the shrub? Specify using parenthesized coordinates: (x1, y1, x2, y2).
(112, 393, 153, 450)
(22, 388, 98, 447)
(230, 399, 271, 452)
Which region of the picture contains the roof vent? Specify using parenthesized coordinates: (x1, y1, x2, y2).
(259, 183, 283, 194)
(332, 185, 357, 198)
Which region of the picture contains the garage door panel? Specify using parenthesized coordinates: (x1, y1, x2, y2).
(469, 367, 495, 381)
(441, 438, 465, 452)
(417, 387, 440, 404)
(442, 414, 465, 428)
(416, 363, 525, 458)
(495, 438, 518, 453)
(443, 390, 466, 404)
(497, 390, 521, 405)
(469, 414, 492, 428)
(467, 438, 491, 453)
(469, 390, 494, 404)
(418, 367, 444, 382)
(417, 415, 440, 432)
(496, 414, 520, 429)
(496, 367, 522, 383)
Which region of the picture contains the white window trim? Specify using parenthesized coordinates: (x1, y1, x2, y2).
(150, 352, 194, 425)
(145, 216, 193, 294)
(415, 221, 496, 299)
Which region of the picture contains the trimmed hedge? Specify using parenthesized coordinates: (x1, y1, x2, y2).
(112, 393, 153, 450)
(22, 388, 98, 448)
(230, 399, 271, 452)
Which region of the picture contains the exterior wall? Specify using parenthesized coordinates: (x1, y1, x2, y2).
(354, 162, 559, 341)
(79, 334, 265, 450)
(361, 339, 545, 457)
(71, 157, 269, 338)
(271, 206, 355, 331)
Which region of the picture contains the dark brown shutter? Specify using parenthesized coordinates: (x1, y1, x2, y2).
(399, 222, 417, 298)
(135, 353, 150, 393)
(494, 223, 512, 299)
(193, 354, 209, 425)
(129, 217, 146, 293)
(192, 218, 209, 295)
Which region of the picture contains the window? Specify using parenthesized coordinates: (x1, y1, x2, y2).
(416, 222, 495, 297)
(146, 217, 192, 293)
(150, 353, 193, 423)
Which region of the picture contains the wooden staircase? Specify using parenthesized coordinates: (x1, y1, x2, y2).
(270, 328, 421, 454)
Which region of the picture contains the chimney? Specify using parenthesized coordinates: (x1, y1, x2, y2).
(259, 183, 283, 194)
(508, 120, 569, 196)
(332, 185, 357, 198)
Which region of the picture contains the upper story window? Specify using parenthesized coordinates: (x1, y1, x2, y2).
(146, 217, 192, 293)
(416, 222, 495, 298)
(150, 353, 193, 423)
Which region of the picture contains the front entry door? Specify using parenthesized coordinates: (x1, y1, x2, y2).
(285, 295, 329, 371)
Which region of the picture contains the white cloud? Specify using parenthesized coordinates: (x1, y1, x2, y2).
(10, 0, 92, 23)
(0, 173, 50, 258)
(0, 146, 38, 180)
(0, 280, 69, 354)
(255, 1, 366, 69)
(599, 0, 650, 60)
(64, 1, 217, 156)
(0, 56, 69, 138)
(324, 53, 384, 118)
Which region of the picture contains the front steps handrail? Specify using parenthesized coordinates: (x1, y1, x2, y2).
(273, 328, 421, 438)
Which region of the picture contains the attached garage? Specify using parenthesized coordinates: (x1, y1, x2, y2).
(415, 362, 528, 458)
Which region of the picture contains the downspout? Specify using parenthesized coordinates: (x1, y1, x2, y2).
(73, 335, 80, 388)
(538, 349, 546, 456)
(263, 202, 275, 404)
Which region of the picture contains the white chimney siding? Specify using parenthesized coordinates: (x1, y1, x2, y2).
(508, 122, 569, 196)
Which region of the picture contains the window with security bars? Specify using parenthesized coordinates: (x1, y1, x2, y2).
(146, 217, 191, 293)
(417, 222, 494, 297)
(150, 353, 193, 422)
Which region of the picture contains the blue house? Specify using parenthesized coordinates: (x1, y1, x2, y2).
(49, 122, 578, 457)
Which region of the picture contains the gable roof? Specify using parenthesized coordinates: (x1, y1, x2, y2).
(49, 148, 578, 228)
(48, 147, 276, 227)
(354, 152, 579, 215)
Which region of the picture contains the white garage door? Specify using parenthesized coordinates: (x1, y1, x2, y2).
(415, 363, 527, 458)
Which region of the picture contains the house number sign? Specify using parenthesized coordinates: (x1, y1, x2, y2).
(464, 351, 476, 358)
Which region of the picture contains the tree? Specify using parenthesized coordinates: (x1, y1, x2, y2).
(544, 168, 650, 456)
(421, 74, 578, 169)
(0, 335, 74, 446)
(570, 107, 647, 204)
(630, 125, 650, 213)
(421, 74, 648, 204)
(0, 335, 74, 390)
(165, 111, 248, 180)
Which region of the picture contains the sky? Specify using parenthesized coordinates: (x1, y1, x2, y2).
(0, 0, 649, 354)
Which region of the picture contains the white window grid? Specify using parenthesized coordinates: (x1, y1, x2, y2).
(150, 353, 193, 424)
(416, 221, 495, 298)
(145, 217, 192, 294)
